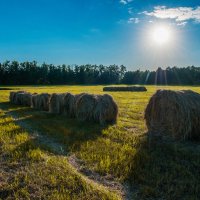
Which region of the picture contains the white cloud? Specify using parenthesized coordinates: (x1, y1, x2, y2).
(128, 17, 139, 24)
(143, 6, 200, 23)
(119, 0, 133, 5)
(177, 21, 187, 26)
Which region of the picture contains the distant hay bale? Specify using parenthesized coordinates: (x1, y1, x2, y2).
(63, 93, 75, 117)
(145, 89, 200, 140)
(49, 93, 65, 114)
(31, 93, 39, 109)
(31, 93, 50, 111)
(9, 91, 25, 104)
(75, 93, 97, 121)
(103, 86, 147, 92)
(21, 92, 32, 106)
(13, 91, 26, 105)
(93, 94, 118, 125)
(9, 92, 16, 103)
(38, 93, 50, 111)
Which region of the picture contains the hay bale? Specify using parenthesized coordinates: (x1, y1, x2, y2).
(9, 91, 25, 104)
(63, 93, 75, 117)
(21, 92, 32, 106)
(38, 93, 50, 111)
(75, 93, 97, 121)
(13, 91, 27, 105)
(9, 92, 16, 103)
(145, 90, 200, 140)
(49, 93, 65, 114)
(93, 94, 118, 125)
(103, 86, 147, 92)
(63, 93, 86, 117)
(31, 93, 50, 111)
(31, 93, 39, 109)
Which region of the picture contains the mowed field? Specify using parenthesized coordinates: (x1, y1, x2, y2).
(0, 85, 200, 200)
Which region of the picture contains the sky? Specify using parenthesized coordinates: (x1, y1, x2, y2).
(0, 0, 200, 70)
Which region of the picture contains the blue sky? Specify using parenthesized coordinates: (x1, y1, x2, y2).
(0, 0, 200, 70)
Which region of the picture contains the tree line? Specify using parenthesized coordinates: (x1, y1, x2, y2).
(0, 61, 200, 85)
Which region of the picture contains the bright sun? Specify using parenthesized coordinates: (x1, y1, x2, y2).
(151, 25, 172, 45)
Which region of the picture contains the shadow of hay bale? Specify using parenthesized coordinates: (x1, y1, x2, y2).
(128, 134, 200, 199)
(0, 103, 110, 153)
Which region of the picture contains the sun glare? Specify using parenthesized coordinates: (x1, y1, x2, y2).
(151, 25, 172, 45)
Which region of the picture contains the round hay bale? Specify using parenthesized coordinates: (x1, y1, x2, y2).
(38, 93, 50, 111)
(9, 92, 16, 103)
(93, 94, 118, 125)
(10, 91, 25, 104)
(31, 93, 39, 109)
(21, 92, 32, 106)
(75, 93, 97, 121)
(31, 93, 50, 111)
(49, 93, 65, 114)
(63, 93, 87, 117)
(14, 92, 26, 105)
(144, 89, 200, 140)
(63, 93, 75, 117)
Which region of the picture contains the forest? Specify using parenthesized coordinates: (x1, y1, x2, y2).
(0, 60, 200, 85)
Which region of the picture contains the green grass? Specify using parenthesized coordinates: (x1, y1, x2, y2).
(0, 85, 200, 199)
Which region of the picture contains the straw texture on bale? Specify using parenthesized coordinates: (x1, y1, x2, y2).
(63, 93, 76, 117)
(145, 89, 200, 140)
(49, 93, 65, 114)
(9, 91, 25, 104)
(9, 92, 15, 103)
(10, 91, 119, 125)
(103, 86, 147, 92)
(75, 93, 97, 121)
(93, 94, 118, 125)
(22, 93, 32, 106)
(31, 93, 50, 111)
(31, 93, 39, 109)
(38, 93, 50, 111)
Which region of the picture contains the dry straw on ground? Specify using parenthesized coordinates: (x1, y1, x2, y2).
(145, 89, 200, 140)
(103, 86, 147, 92)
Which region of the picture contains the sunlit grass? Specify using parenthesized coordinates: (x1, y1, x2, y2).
(0, 85, 200, 199)
(0, 108, 120, 199)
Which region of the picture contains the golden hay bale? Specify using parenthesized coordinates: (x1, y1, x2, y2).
(63, 93, 86, 117)
(63, 93, 75, 116)
(103, 86, 147, 92)
(21, 93, 32, 106)
(144, 89, 200, 140)
(49, 93, 65, 114)
(31, 93, 39, 109)
(38, 93, 51, 111)
(75, 93, 98, 121)
(14, 91, 27, 105)
(31, 93, 50, 111)
(93, 94, 118, 125)
(9, 92, 15, 103)
(9, 91, 25, 104)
